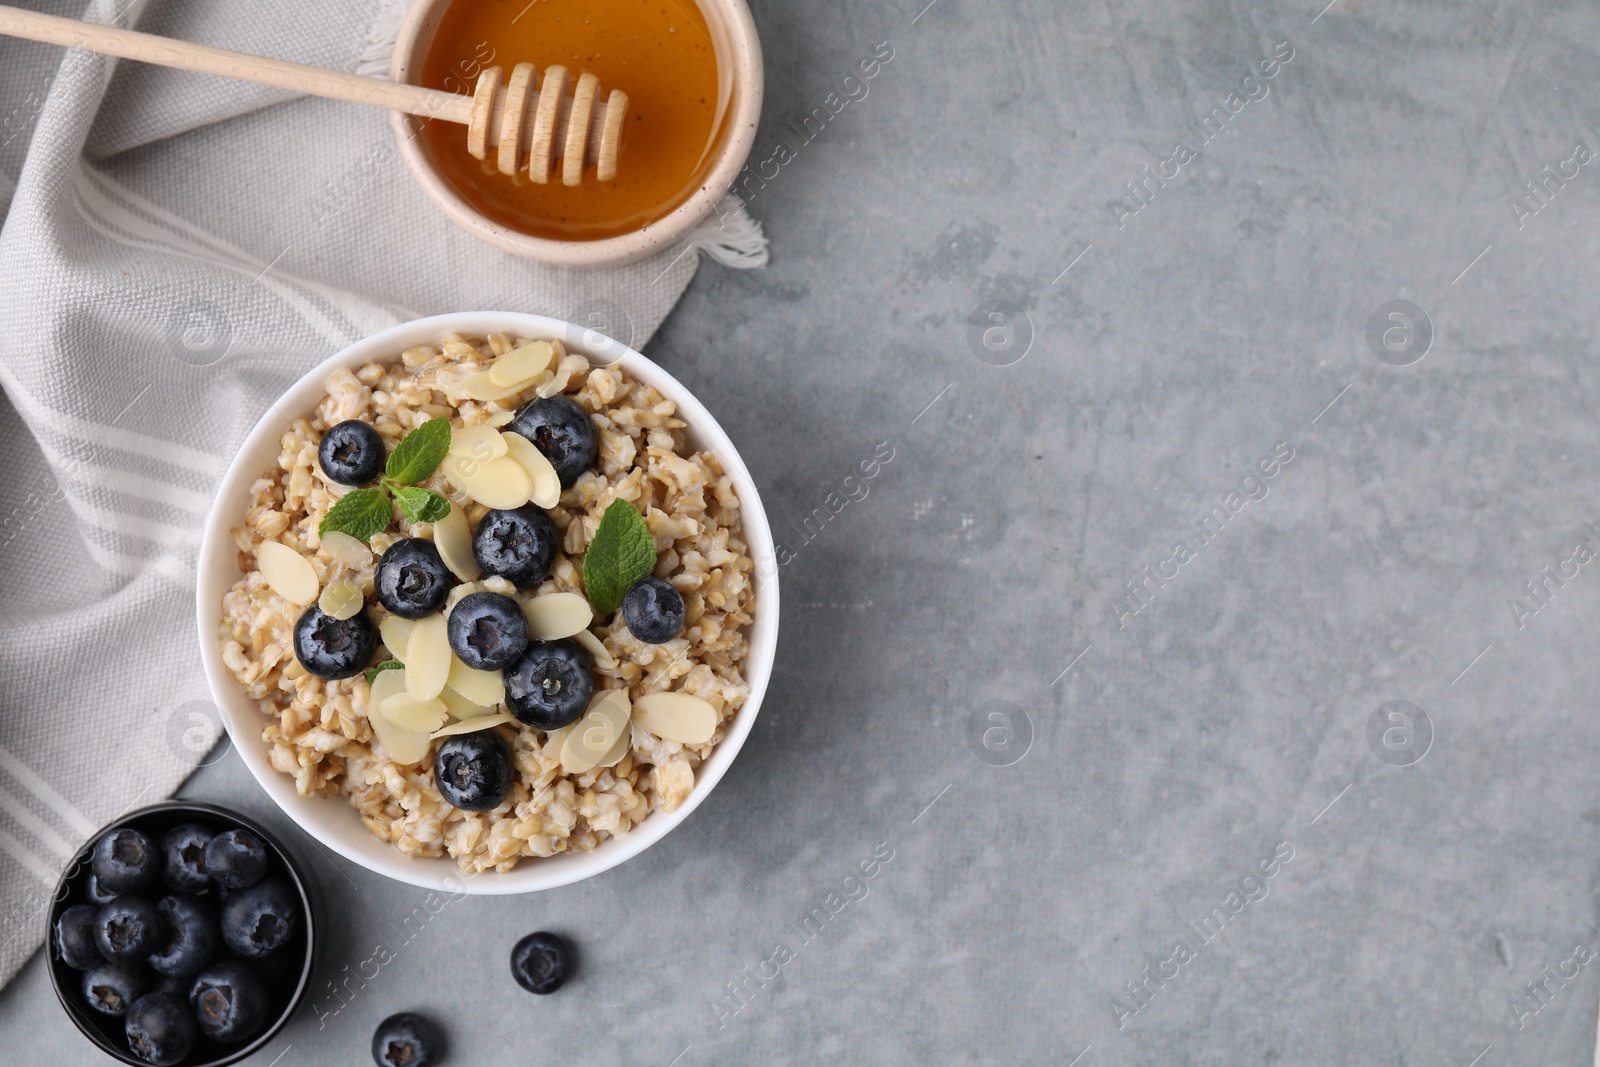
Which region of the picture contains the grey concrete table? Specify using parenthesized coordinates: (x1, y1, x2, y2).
(8, 0, 1600, 1063)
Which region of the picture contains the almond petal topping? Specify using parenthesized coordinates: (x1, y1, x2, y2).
(380, 692, 449, 733)
(405, 613, 451, 699)
(521, 592, 593, 641)
(429, 713, 515, 740)
(433, 501, 481, 582)
(257, 540, 319, 606)
(501, 431, 561, 509)
(632, 691, 717, 745)
(317, 579, 364, 621)
(489, 340, 555, 386)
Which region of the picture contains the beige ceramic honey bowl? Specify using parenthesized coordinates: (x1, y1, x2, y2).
(391, 0, 764, 268)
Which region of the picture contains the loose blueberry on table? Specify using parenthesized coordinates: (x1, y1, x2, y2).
(124, 991, 197, 1067)
(434, 731, 514, 811)
(293, 604, 379, 679)
(504, 638, 594, 730)
(371, 1011, 443, 1067)
(446, 590, 529, 670)
(510, 931, 573, 995)
(621, 576, 686, 643)
(507, 395, 598, 487)
(376, 538, 454, 619)
(472, 504, 558, 587)
(318, 419, 387, 486)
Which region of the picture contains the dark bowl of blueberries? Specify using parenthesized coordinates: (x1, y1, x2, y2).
(45, 802, 317, 1066)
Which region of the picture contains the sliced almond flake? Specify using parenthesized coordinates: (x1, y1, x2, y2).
(485, 409, 516, 428)
(378, 615, 415, 664)
(446, 656, 505, 707)
(560, 689, 631, 773)
(256, 540, 319, 606)
(632, 691, 717, 745)
(595, 722, 630, 768)
(522, 592, 592, 641)
(405, 613, 450, 699)
(317, 579, 364, 621)
(480, 575, 517, 596)
(572, 629, 616, 669)
(320, 530, 371, 569)
(463, 370, 534, 402)
(429, 713, 514, 740)
(448, 423, 508, 462)
(439, 685, 491, 721)
(543, 723, 574, 758)
(489, 340, 554, 386)
(433, 501, 480, 582)
(367, 669, 431, 766)
(442, 454, 533, 510)
(380, 691, 449, 732)
(501, 431, 561, 509)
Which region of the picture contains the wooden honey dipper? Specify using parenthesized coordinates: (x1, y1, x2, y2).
(0, 5, 628, 184)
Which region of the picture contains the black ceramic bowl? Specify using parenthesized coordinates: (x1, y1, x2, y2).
(46, 802, 317, 1066)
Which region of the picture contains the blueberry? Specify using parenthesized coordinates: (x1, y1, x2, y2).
(95, 897, 162, 962)
(319, 420, 387, 486)
(147, 896, 219, 977)
(160, 823, 213, 894)
(371, 1011, 443, 1067)
(504, 639, 593, 730)
(472, 505, 558, 587)
(434, 732, 513, 812)
(125, 991, 198, 1066)
(507, 396, 597, 487)
(92, 828, 160, 895)
(204, 828, 269, 890)
(509, 931, 572, 994)
(293, 605, 379, 679)
(152, 973, 186, 997)
(85, 873, 118, 906)
(54, 903, 103, 970)
(220, 877, 298, 958)
(83, 960, 152, 1016)
(376, 538, 453, 619)
(621, 577, 686, 643)
(189, 960, 268, 1043)
(447, 591, 529, 670)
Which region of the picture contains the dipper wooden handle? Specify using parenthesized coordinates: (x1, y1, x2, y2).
(0, 4, 626, 185)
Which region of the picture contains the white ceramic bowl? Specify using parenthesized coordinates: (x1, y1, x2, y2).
(389, 0, 764, 268)
(196, 312, 778, 893)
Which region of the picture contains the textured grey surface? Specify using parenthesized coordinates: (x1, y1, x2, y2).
(8, 0, 1600, 1063)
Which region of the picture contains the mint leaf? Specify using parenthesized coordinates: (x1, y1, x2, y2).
(582, 499, 656, 615)
(394, 486, 451, 525)
(318, 487, 393, 542)
(386, 417, 452, 486)
(365, 660, 403, 685)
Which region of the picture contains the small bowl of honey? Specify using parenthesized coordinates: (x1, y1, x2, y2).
(391, 0, 762, 268)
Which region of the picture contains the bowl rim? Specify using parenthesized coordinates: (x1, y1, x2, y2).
(195, 311, 779, 895)
(45, 800, 318, 1067)
(387, 0, 765, 268)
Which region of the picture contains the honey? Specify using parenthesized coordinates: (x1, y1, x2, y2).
(419, 0, 723, 241)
